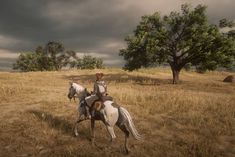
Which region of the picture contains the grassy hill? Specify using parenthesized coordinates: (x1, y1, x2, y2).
(0, 68, 234, 157)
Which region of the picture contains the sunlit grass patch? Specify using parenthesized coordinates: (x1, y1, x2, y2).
(0, 68, 234, 157)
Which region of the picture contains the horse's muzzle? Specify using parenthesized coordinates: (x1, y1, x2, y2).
(68, 94, 73, 100)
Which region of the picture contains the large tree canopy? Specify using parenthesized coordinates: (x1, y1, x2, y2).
(120, 4, 235, 84)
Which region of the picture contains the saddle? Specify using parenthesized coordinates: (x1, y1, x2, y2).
(102, 95, 113, 101)
(92, 101, 105, 111)
(91, 96, 113, 111)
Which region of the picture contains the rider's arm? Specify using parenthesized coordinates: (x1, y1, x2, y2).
(94, 81, 103, 99)
(93, 82, 98, 94)
(100, 81, 107, 94)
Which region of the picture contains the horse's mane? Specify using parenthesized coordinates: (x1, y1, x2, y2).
(72, 82, 91, 97)
(72, 82, 84, 89)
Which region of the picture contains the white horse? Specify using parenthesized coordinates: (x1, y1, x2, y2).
(67, 82, 141, 154)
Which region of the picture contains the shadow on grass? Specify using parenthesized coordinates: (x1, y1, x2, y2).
(28, 110, 89, 139)
(64, 73, 233, 94)
(64, 73, 172, 85)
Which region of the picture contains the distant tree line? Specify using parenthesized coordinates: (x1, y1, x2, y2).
(13, 41, 104, 72)
(120, 4, 235, 84)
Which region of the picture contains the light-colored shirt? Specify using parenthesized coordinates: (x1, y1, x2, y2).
(94, 80, 107, 96)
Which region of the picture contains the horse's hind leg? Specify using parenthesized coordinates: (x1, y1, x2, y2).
(106, 126, 116, 143)
(117, 124, 130, 154)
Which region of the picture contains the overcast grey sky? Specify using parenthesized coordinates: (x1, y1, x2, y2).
(0, 0, 234, 70)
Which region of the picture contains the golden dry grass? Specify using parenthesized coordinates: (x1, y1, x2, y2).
(0, 68, 234, 157)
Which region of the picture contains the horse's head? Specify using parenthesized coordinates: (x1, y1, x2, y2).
(68, 82, 76, 100)
(67, 82, 85, 101)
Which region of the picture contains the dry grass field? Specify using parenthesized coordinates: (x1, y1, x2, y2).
(0, 68, 234, 157)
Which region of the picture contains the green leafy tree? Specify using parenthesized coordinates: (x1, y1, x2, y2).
(44, 41, 67, 70)
(120, 4, 235, 84)
(13, 52, 40, 71)
(220, 19, 235, 71)
(35, 45, 54, 71)
(219, 18, 235, 40)
(67, 55, 104, 69)
(76, 55, 104, 69)
(13, 41, 78, 71)
(196, 18, 235, 72)
(219, 18, 234, 28)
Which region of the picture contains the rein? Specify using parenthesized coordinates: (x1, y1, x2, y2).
(79, 88, 91, 108)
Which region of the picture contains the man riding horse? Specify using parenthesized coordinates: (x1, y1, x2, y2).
(84, 72, 112, 125)
(67, 76, 141, 154)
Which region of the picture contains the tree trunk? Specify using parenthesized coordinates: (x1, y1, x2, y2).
(171, 68, 180, 84)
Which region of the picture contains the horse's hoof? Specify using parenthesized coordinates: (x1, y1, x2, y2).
(74, 132, 79, 137)
(91, 141, 95, 147)
(90, 138, 95, 146)
(109, 138, 115, 143)
(124, 148, 130, 154)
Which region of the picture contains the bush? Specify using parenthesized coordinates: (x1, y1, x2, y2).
(184, 63, 192, 71)
(13, 52, 41, 72)
(74, 55, 104, 69)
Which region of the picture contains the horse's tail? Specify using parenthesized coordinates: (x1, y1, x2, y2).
(119, 107, 142, 140)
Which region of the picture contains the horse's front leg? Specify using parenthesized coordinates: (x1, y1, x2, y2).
(74, 117, 85, 137)
(74, 122, 79, 137)
(90, 119, 95, 146)
(74, 119, 83, 137)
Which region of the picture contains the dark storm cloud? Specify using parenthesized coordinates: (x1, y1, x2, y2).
(0, 1, 56, 47)
(0, 0, 235, 69)
(0, 0, 139, 51)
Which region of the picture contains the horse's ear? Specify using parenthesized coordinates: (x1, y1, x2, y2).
(69, 82, 73, 86)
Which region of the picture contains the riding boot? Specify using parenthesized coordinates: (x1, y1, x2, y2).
(91, 110, 95, 118)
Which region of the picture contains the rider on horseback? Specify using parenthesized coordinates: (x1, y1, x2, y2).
(84, 72, 112, 125)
